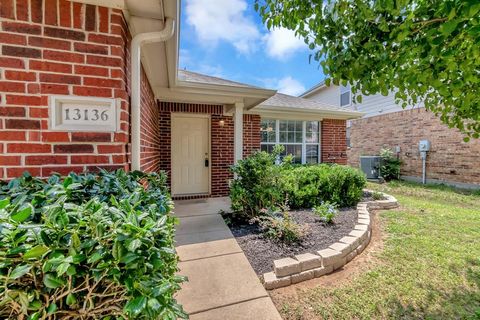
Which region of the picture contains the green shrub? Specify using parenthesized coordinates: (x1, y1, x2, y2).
(312, 201, 338, 224)
(230, 149, 366, 218)
(229, 145, 288, 220)
(0, 170, 186, 320)
(252, 210, 307, 244)
(380, 148, 402, 181)
(371, 191, 385, 200)
(283, 164, 366, 209)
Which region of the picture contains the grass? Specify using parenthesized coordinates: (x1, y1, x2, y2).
(274, 180, 480, 319)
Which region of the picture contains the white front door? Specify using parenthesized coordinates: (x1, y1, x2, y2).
(171, 114, 210, 195)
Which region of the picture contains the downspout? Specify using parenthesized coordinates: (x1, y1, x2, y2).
(131, 18, 175, 171)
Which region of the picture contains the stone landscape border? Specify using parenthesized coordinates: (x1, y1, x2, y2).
(262, 190, 398, 290)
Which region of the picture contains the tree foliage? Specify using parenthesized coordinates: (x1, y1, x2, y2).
(255, 0, 480, 139)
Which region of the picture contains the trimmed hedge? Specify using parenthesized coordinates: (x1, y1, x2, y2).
(283, 164, 366, 208)
(229, 150, 366, 219)
(0, 170, 186, 320)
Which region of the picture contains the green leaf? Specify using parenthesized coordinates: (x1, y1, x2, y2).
(24, 245, 49, 259)
(0, 198, 10, 209)
(124, 296, 147, 316)
(56, 262, 70, 276)
(120, 252, 138, 264)
(87, 251, 103, 264)
(71, 232, 81, 250)
(148, 298, 161, 311)
(27, 312, 40, 320)
(43, 273, 66, 289)
(11, 204, 33, 222)
(10, 264, 32, 279)
(66, 293, 77, 306)
(128, 239, 142, 252)
(47, 303, 57, 314)
(439, 20, 458, 36)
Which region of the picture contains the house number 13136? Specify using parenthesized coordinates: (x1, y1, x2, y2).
(64, 108, 109, 121)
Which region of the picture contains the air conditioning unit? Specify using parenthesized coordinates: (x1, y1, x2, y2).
(360, 156, 381, 179)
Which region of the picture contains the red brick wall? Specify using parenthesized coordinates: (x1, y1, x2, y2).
(348, 108, 480, 186)
(139, 68, 160, 173)
(0, 0, 160, 179)
(159, 102, 234, 197)
(0, 0, 132, 179)
(243, 114, 261, 157)
(322, 119, 347, 164)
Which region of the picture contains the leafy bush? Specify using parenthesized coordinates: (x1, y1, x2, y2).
(252, 209, 307, 244)
(283, 164, 367, 209)
(313, 201, 338, 224)
(230, 149, 367, 219)
(371, 191, 385, 200)
(229, 145, 288, 220)
(0, 170, 186, 320)
(380, 148, 402, 181)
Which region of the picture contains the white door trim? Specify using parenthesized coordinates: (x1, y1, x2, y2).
(170, 113, 211, 196)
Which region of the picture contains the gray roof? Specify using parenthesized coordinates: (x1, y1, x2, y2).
(258, 93, 354, 113)
(299, 80, 327, 97)
(178, 70, 264, 89)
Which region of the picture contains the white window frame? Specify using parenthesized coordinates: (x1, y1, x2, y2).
(260, 119, 321, 164)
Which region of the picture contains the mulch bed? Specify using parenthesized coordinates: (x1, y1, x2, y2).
(227, 206, 358, 275)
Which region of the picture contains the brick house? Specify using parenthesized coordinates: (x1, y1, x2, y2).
(302, 82, 480, 189)
(0, 0, 361, 198)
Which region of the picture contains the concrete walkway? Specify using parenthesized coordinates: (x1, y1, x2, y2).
(174, 197, 282, 320)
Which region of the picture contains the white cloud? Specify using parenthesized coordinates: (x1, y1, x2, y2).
(260, 76, 306, 96)
(277, 76, 306, 96)
(179, 49, 191, 66)
(185, 0, 260, 54)
(263, 28, 306, 60)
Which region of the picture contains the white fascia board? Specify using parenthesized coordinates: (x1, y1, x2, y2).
(175, 80, 276, 98)
(299, 82, 327, 98)
(155, 83, 276, 108)
(155, 87, 240, 105)
(249, 106, 364, 120)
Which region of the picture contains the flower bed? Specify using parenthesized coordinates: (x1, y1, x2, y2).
(227, 206, 358, 275)
(0, 170, 186, 319)
(262, 190, 398, 289)
(226, 149, 397, 289)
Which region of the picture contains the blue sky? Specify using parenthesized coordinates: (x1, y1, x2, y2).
(178, 0, 326, 96)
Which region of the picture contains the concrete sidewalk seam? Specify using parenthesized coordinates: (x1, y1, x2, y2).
(188, 295, 270, 316)
(179, 250, 244, 262)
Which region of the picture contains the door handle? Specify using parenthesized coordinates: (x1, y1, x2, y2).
(204, 153, 209, 167)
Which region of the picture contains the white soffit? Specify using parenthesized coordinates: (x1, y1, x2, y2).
(72, 0, 125, 9)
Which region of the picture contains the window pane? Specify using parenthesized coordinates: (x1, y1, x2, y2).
(261, 144, 275, 153)
(268, 131, 275, 142)
(282, 144, 302, 164)
(295, 132, 302, 143)
(261, 119, 276, 143)
(288, 132, 294, 143)
(306, 121, 319, 143)
(287, 121, 294, 131)
(341, 92, 350, 106)
(295, 121, 302, 131)
(306, 145, 319, 164)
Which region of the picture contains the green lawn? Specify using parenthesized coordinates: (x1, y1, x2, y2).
(274, 181, 480, 319)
